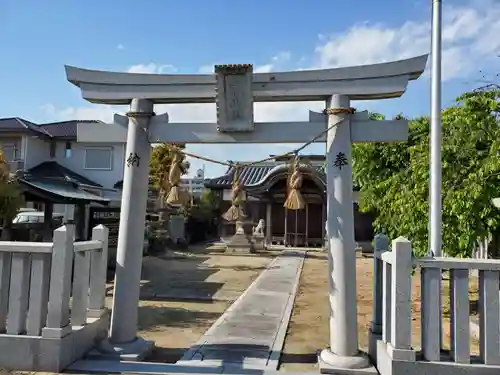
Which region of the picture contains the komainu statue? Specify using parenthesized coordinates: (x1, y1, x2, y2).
(253, 219, 265, 236)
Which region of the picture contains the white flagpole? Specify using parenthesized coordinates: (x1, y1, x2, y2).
(429, 0, 443, 257)
(429, 0, 444, 352)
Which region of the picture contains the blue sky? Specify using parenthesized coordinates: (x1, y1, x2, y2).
(1, 0, 499, 177)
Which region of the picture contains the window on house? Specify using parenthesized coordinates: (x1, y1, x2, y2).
(65, 142, 72, 158)
(84, 147, 113, 170)
(1, 144, 18, 161)
(49, 142, 56, 158)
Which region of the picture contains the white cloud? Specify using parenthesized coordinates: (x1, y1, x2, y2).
(127, 63, 178, 74)
(198, 65, 215, 74)
(44, 0, 500, 176)
(42, 103, 117, 122)
(312, 0, 500, 80)
(254, 52, 292, 73)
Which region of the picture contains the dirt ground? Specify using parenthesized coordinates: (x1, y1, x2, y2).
(279, 251, 480, 372)
(105, 248, 274, 363)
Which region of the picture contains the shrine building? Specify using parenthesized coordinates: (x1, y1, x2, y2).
(205, 154, 374, 248)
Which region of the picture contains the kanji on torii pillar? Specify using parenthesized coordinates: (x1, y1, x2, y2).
(65, 55, 427, 372)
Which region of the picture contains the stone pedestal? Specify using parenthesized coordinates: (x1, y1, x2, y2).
(225, 221, 255, 253)
(88, 337, 154, 361)
(253, 233, 265, 251)
(252, 219, 266, 251)
(318, 349, 376, 374)
(168, 214, 185, 244)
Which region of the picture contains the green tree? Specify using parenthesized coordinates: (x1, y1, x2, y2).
(353, 86, 500, 257)
(0, 155, 24, 240)
(188, 191, 220, 220)
(149, 143, 190, 197)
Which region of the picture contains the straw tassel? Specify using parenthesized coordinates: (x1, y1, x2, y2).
(222, 166, 246, 222)
(160, 169, 171, 199)
(166, 151, 185, 205)
(284, 158, 305, 210)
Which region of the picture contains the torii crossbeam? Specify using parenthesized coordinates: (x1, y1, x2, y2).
(77, 110, 409, 144)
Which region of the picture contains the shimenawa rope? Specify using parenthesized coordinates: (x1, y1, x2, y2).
(161, 107, 355, 218)
(221, 164, 247, 221)
(283, 155, 306, 210)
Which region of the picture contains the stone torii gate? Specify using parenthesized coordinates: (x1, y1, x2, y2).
(65, 56, 427, 373)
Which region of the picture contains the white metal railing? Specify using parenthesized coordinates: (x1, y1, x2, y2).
(372, 234, 500, 366)
(0, 224, 109, 337)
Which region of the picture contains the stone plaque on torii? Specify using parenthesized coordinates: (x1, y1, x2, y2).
(65, 54, 428, 372)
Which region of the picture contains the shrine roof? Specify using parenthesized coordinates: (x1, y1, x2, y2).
(17, 161, 109, 204)
(27, 161, 102, 187)
(18, 178, 110, 204)
(205, 163, 326, 189)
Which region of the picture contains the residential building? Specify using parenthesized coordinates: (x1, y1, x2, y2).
(0, 117, 125, 194)
(0, 117, 126, 239)
(180, 167, 209, 198)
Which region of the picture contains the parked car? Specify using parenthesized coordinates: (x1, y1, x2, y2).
(0, 211, 67, 241)
(12, 211, 64, 225)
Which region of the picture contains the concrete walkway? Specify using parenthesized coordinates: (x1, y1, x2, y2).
(176, 250, 305, 373)
(67, 250, 305, 375)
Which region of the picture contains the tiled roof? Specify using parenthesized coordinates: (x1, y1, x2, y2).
(206, 163, 326, 188)
(26, 161, 102, 187)
(39, 120, 103, 139)
(0, 117, 50, 136)
(19, 179, 110, 204)
(0, 118, 104, 139)
(17, 161, 108, 204)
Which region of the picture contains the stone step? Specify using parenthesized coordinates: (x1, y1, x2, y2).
(67, 358, 320, 375)
(67, 359, 222, 374)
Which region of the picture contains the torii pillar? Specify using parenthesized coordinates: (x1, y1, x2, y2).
(92, 99, 156, 360)
(318, 95, 371, 371)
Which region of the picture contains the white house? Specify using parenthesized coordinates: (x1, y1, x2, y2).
(1, 117, 125, 187)
(0, 117, 125, 236)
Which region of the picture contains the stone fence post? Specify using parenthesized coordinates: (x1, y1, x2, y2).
(389, 236, 416, 361)
(368, 233, 389, 362)
(372, 233, 388, 333)
(88, 225, 109, 318)
(42, 225, 74, 339)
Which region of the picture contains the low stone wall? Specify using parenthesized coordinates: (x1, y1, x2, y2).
(0, 314, 108, 372)
(0, 224, 110, 372)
